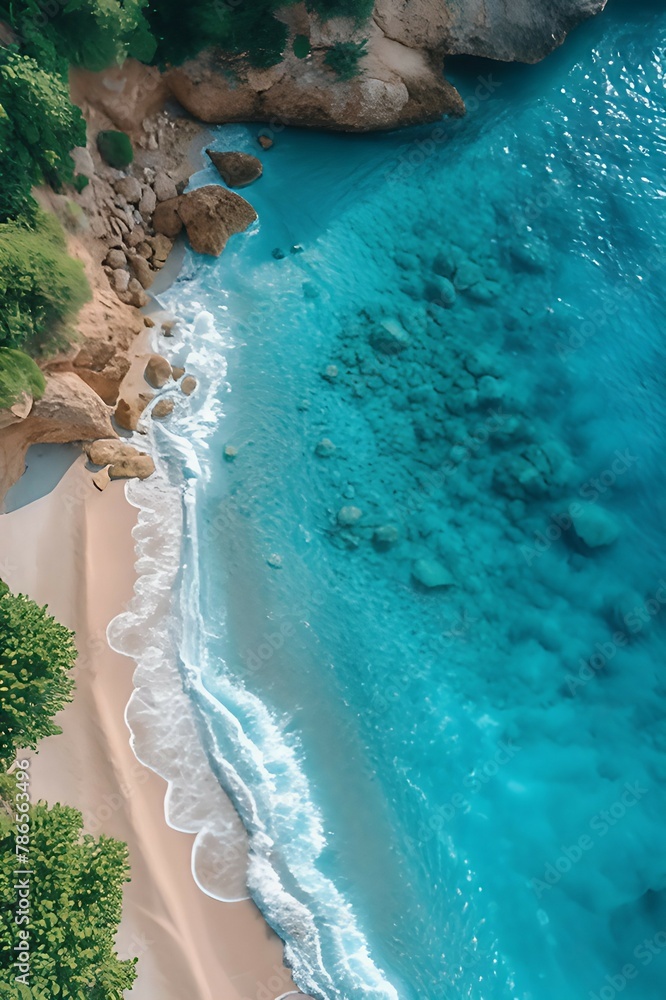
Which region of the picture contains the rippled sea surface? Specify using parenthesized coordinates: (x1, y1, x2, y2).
(155, 3, 666, 996)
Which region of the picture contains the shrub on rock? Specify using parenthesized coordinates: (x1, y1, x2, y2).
(0, 348, 44, 411)
(324, 39, 368, 81)
(97, 130, 134, 169)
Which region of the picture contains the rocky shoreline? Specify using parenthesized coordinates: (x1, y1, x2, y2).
(0, 98, 263, 502)
(0, 0, 609, 504)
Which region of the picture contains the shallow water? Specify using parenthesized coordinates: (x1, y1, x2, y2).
(150, 3, 666, 997)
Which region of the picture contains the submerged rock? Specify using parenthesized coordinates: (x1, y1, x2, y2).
(206, 149, 263, 188)
(373, 525, 400, 550)
(337, 506, 363, 527)
(425, 275, 456, 307)
(412, 558, 455, 589)
(369, 319, 410, 355)
(315, 438, 336, 458)
(571, 504, 620, 548)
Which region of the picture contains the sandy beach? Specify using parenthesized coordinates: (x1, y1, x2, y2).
(0, 458, 296, 1000)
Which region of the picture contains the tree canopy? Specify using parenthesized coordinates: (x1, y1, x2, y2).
(0, 801, 137, 999)
(0, 585, 76, 771)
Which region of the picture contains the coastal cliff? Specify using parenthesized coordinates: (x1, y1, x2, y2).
(166, 0, 608, 131)
(68, 1, 609, 134)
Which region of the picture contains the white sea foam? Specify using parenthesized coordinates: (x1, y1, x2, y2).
(108, 304, 401, 999)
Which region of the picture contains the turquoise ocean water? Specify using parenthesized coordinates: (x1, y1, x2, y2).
(149, 3, 666, 997)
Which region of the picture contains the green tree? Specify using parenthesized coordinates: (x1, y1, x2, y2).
(0, 0, 156, 72)
(308, 0, 375, 20)
(0, 801, 137, 999)
(0, 50, 86, 221)
(0, 210, 90, 355)
(0, 587, 76, 771)
(146, 0, 293, 67)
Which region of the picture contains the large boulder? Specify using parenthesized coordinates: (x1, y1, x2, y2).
(128, 254, 155, 289)
(86, 438, 155, 483)
(114, 175, 142, 204)
(166, 25, 464, 133)
(206, 150, 263, 188)
(86, 438, 146, 466)
(152, 197, 184, 238)
(176, 186, 257, 256)
(27, 373, 115, 442)
(109, 453, 156, 480)
(144, 354, 172, 389)
(72, 339, 131, 406)
(114, 393, 153, 432)
(373, 0, 608, 63)
(0, 373, 117, 500)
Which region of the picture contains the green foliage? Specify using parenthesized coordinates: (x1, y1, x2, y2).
(308, 0, 375, 20)
(0, 50, 86, 222)
(0, 586, 76, 770)
(146, 0, 292, 68)
(96, 129, 133, 169)
(293, 34, 311, 59)
(0, 801, 137, 998)
(0, 209, 90, 355)
(1, 0, 156, 72)
(0, 348, 45, 410)
(324, 38, 368, 80)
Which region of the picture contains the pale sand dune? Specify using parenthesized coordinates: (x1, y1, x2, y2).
(0, 457, 296, 1000)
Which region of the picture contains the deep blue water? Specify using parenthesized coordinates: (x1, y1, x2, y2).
(154, 3, 666, 997)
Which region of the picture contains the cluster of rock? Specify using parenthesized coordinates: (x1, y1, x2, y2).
(85, 437, 155, 488)
(72, 124, 259, 314)
(98, 169, 257, 303)
(112, 351, 196, 436)
(300, 171, 621, 595)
